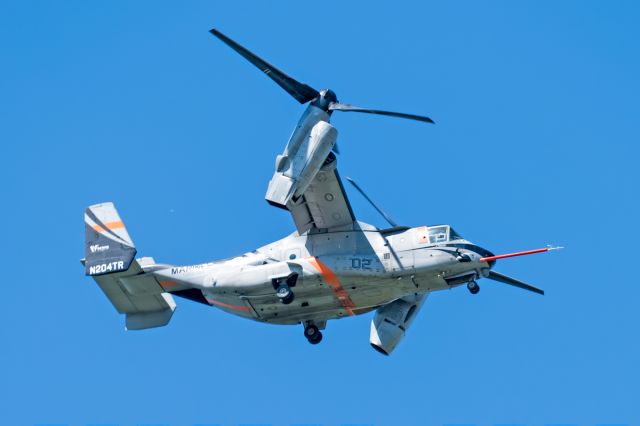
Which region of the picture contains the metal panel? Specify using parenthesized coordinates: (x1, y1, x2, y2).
(287, 168, 355, 233)
(93, 259, 177, 329)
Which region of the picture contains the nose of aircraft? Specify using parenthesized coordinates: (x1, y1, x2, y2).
(475, 245, 496, 268)
(456, 244, 496, 268)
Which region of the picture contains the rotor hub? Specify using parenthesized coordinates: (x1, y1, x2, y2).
(310, 88, 338, 111)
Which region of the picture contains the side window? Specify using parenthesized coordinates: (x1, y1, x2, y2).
(428, 226, 449, 244)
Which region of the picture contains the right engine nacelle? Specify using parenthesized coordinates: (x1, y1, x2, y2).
(370, 293, 428, 355)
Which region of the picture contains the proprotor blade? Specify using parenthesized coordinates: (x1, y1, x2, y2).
(487, 271, 545, 295)
(209, 28, 319, 104)
(329, 103, 434, 124)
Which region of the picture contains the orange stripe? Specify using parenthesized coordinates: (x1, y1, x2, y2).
(104, 221, 124, 229)
(307, 257, 355, 315)
(159, 280, 178, 288)
(92, 221, 125, 233)
(206, 298, 250, 312)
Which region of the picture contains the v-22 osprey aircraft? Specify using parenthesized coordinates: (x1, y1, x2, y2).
(82, 28, 561, 355)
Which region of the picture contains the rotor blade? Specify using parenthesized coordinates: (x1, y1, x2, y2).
(487, 271, 545, 295)
(345, 177, 398, 228)
(209, 28, 319, 104)
(329, 103, 434, 124)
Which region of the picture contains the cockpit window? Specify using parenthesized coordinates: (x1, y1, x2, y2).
(420, 225, 465, 244)
(449, 227, 463, 241)
(428, 226, 449, 244)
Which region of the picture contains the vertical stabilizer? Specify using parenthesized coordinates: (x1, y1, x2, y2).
(84, 202, 137, 276)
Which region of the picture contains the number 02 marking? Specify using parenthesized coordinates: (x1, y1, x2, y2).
(351, 258, 372, 270)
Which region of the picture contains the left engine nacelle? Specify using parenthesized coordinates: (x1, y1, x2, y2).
(265, 106, 337, 208)
(370, 293, 428, 355)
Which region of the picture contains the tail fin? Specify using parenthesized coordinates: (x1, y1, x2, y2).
(84, 202, 137, 276)
(83, 202, 177, 330)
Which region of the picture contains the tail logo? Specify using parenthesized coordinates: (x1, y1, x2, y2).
(89, 244, 110, 253)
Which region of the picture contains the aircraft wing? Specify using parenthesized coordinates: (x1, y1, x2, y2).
(286, 159, 356, 233)
(264, 107, 357, 234)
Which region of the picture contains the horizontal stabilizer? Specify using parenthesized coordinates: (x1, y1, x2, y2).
(125, 293, 176, 330)
(91, 256, 177, 330)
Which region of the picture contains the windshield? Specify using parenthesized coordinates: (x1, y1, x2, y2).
(425, 225, 464, 243)
(449, 227, 464, 241)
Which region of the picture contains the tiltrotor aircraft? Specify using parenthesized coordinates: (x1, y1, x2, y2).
(82, 28, 560, 355)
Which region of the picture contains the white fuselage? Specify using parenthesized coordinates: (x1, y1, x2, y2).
(151, 222, 491, 326)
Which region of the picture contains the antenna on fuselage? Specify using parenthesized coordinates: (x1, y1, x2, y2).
(345, 177, 399, 228)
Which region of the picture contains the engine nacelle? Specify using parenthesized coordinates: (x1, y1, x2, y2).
(265, 105, 337, 208)
(370, 293, 428, 355)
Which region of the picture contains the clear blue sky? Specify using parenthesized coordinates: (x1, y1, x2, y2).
(2, 1, 639, 425)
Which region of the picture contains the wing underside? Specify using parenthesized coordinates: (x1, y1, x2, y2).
(264, 105, 357, 234)
(287, 167, 355, 234)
